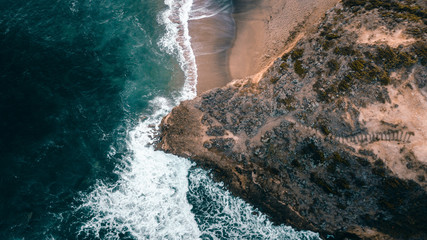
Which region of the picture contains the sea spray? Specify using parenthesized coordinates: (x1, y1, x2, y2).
(77, 97, 201, 239)
(189, 0, 231, 21)
(159, 0, 198, 100)
(77, 0, 321, 239)
(188, 168, 321, 239)
(76, 0, 202, 238)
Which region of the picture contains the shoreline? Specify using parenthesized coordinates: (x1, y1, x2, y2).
(159, 1, 427, 239)
(191, 0, 341, 95)
(188, 0, 234, 95)
(228, 0, 341, 81)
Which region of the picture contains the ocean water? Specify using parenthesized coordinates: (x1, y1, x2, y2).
(0, 0, 320, 239)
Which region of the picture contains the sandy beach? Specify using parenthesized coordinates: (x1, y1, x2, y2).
(190, 0, 340, 95)
(188, 0, 234, 94)
(229, 0, 340, 80)
(160, 1, 427, 238)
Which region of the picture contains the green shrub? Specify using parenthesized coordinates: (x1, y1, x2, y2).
(383, 176, 414, 191)
(270, 77, 280, 84)
(332, 152, 350, 166)
(335, 178, 350, 190)
(356, 157, 370, 166)
(303, 142, 326, 164)
(375, 159, 385, 167)
(344, 0, 426, 17)
(327, 59, 340, 73)
(277, 96, 295, 111)
(291, 48, 304, 60)
(325, 33, 341, 40)
(364, 64, 391, 85)
(344, 0, 427, 23)
(397, 51, 417, 67)
(338, 79, 351, 91)
(291, 159, 302, 169)
(294, 60, 306, 77)
(280, 62, 289, 70)
(321, 40, 334, 51)
(376, 46, 417, 69)
(366, 64, 382, 78)
(405, 27, 425, 38)
(310, 173, 339, 195)
(343, 74, 354, 83)
(376, 46, 397, 63)
(413, 41, 427, 66)
(325, 85, 338, 97)
(364, 51, 375, 59)
(373, 167, 386, 177)
(342, 0, 365, 8)
(349, 59, 366, 72)
(320, 24, 333, 37)
(320, 125, 331, 135)
(334, 46, 356, 56)
(379, 71, 391, 85)
(281, 53, 289, 61)
(392, 12, 421, 21)
(317, 90, 329, 102)
(313, 80, 339, 103)
(327, 163, 336, 173)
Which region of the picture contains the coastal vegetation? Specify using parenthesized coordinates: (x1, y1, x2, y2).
(158, 0, 427, 239)
(326, 59, 340, 74)
(293, 60, 306, 77)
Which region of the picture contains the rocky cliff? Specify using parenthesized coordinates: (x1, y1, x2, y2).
(157, 1, 427, 239)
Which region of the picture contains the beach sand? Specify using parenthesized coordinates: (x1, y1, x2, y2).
(188, 0, 234, 95)
(229, 0, 340, 80)
(191, 0, 340, 95)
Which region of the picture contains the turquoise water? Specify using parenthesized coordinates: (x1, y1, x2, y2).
(0, 0, 320, 239)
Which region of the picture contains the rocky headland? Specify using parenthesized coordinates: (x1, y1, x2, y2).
(157, 0, 427, 239)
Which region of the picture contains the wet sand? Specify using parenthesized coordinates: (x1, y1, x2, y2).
(188, 0, 234, 95)
(191, 0, 340, 94)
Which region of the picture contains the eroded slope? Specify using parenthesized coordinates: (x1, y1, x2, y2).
(158, 1, 427, 239)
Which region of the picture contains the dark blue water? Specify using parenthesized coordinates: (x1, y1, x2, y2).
(0, 0, 320, 239)
(0, 0, 179, 237)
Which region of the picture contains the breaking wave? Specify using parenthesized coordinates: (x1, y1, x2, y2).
(77, 97, 201, 239)
(159, 0, 198, 101)
(76, 0, 321, 239)
(188, 168, 321, 240)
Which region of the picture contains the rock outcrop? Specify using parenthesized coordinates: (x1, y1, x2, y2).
(157, 1, 427, 239)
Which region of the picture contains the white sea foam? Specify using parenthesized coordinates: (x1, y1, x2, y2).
(189, 0, 231, 20)
(159, 0, 198, 101)
(187, 0, 234, 58)
(77, 97, 201, 239)
(77, 1, 202, 237)
(188, 168, 321, 240)
(77, 0, 321, 239)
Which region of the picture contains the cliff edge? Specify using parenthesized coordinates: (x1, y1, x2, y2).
(157, 1, 427, 239)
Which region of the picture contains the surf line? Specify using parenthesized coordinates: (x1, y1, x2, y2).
(161, 0, 198, 100)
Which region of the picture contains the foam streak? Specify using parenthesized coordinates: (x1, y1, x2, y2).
(76, 0, 203, 238)
(76, 97, 201, 239)
(76, 1, 321, 239)
(159, 0, 198, 101)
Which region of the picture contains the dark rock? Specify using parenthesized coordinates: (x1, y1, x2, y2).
(157, 1, 427, 239)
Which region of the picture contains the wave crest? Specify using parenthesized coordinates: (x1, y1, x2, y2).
(159, 0, 198, 101)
